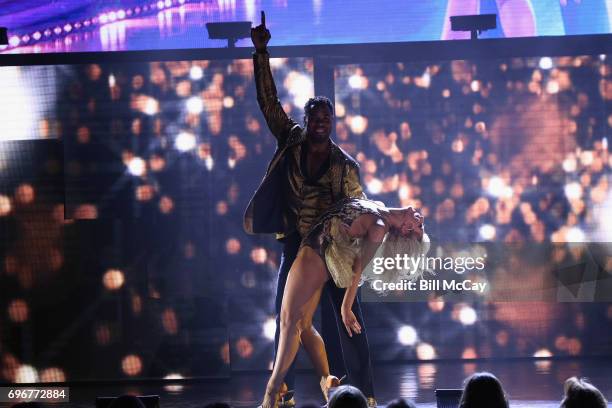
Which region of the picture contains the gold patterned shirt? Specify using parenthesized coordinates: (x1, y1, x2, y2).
(285, 143, 335, 238)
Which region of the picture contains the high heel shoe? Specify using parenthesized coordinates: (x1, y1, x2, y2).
(319, 374, 342, 403)
(257, 390, 279, 408)
(258, 382, 289, 408)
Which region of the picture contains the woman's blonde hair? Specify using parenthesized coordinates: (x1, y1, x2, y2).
(361, 229, 432, 290)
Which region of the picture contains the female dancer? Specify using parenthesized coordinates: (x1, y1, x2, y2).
(259, 197, 429, 407)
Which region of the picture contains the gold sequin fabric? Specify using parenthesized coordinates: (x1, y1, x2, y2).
(301, 198, 383, 288)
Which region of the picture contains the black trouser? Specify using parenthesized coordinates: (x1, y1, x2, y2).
(274, 233, 375, 398)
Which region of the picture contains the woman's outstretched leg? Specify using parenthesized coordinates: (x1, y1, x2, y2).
(298, 268, 336, 378)
(300, 314, 342, 403)
(300, 322, 329, 378)
(261, 246, 329, 406)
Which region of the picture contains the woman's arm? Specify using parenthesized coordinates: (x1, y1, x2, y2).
(340, 255, 363, 338)
(340, 217, 387, 337)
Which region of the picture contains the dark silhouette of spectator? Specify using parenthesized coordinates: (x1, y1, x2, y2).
(386, 398, 417, 408)
(560, 377, 607, 408)
(203, 403, 232, 408)
(328, 385, 368, 408)
(108, 395, 146, 408)
(297, 403, 322, 408)
(459, 372, 509, 408)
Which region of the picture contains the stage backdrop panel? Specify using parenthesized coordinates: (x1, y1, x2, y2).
(1, 0, 612, 53)
(0, 50, 610, 381)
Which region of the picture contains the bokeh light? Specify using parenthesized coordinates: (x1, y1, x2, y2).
(40, 367, 66, 382)
(7, 299, 29, 323)
(539, 57, 553, 70)
(397, 325, 418, 346)
(127, 157, 146, 176)
(462, 347, 478, 359)
(15, 184, 35, 204)
(157, 195, 174, 213)
(534, 348, 553, 358)
(479, 224, 496, 240)
(0, 195, 13, 216)
(95, 323, 112, 346)
(186, 96, 204, 114)
(348, 115, 368, 134)
(416, 343, 437, 360)
(175, 131, 197, 152)
(163, 373, 185, 392)
(189, 65, 203, 80)
(235, 337, 254, 359)
(226, 238, 241, 254)
(285, 71, 313, 108)
(263, 317, 276, 341)
(103, 269, 125, 290)
(458, 305, 477, 326)
(15, 365, 39, 383)
(250, 247, 267, 264)
(121, 354, 143, 376)
(161, 308, 179, 335)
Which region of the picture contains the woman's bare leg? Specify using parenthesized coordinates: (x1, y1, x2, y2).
(263, 246, 329, 404)
(299, 294, 329, 378)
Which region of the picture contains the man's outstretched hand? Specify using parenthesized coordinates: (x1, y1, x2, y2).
(251, 11, 270, 52)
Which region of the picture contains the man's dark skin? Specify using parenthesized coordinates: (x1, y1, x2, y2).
(252, 11, 332, 176)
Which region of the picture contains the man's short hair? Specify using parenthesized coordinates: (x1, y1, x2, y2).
(304, 96, 334, 117)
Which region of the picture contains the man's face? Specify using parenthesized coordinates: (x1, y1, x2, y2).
(305, 104, 333, 143)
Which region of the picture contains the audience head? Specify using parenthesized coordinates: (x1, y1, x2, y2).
(385, 397, 417, 408)
(560, 377, 607, 408)
(202, 403, 232, 408)
(297, 403, 321, 408)
(108, 395, 146, 408)
(459, 372, 509, 408)
(328, 385, 368, 408)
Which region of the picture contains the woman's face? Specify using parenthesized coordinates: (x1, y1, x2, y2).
(398, 208, 424, 239)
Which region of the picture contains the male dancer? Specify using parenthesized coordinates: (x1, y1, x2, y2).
(244, 11, 376, 407)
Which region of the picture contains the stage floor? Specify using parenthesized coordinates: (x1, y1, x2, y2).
(6, 359, 611, 407)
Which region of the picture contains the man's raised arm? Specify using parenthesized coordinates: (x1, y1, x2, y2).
(251, 11, 301, 146)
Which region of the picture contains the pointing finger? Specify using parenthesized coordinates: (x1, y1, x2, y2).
(261, 11, 266, 27)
